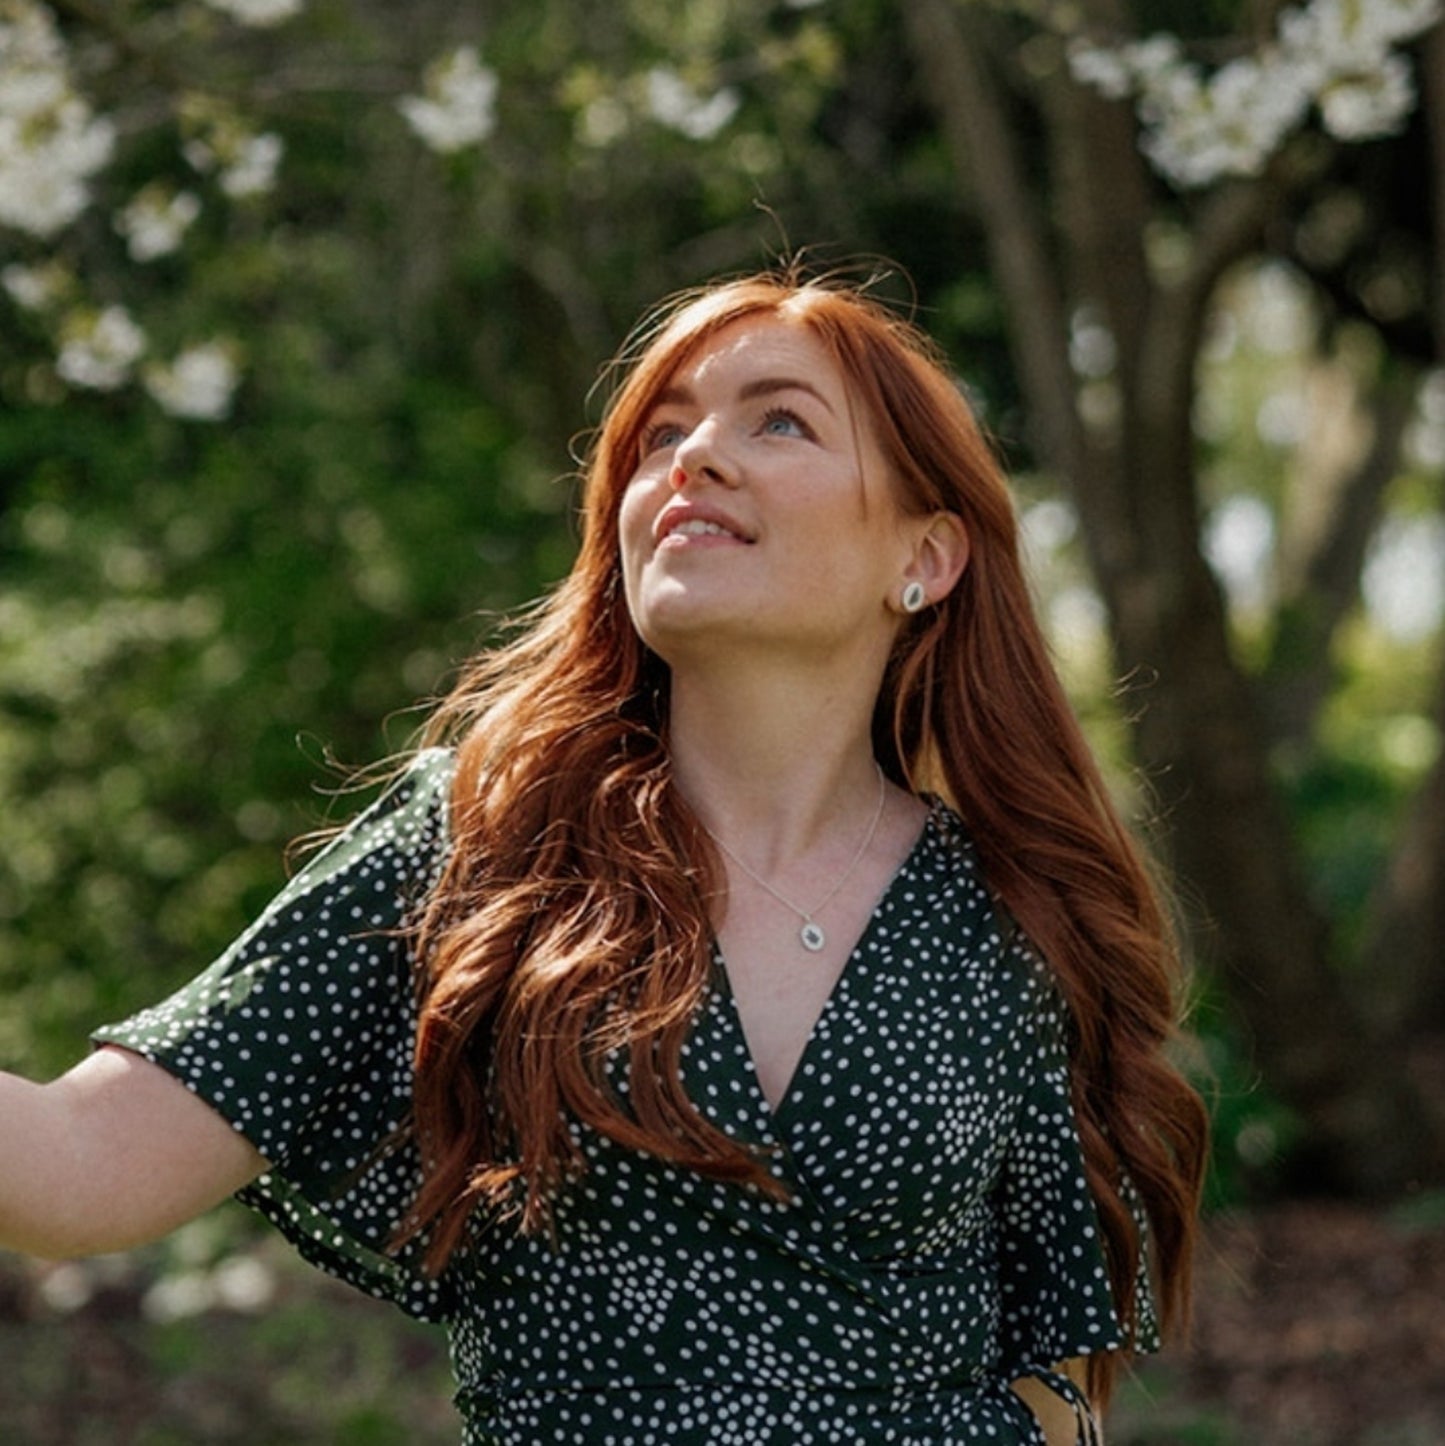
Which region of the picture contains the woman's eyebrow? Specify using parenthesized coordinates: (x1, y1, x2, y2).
(650, 377, 836, 414)
(737, 376, 836, 414)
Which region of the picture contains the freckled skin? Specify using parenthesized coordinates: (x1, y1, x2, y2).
(619, 319, 918, 674)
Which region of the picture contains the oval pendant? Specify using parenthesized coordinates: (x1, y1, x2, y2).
(800, 921, 826, 952)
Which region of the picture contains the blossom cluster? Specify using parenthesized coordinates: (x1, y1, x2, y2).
(115, 185, 202, 261)
(4, 268, 240, 417)
(397, 48, 742, 157)
(398, 46, 498, 154)
(200, 0, 305, 25)
(143, 341, 241, 420)
(567, 65, 742, 150)
(55, 306, 146, 390)
(2, 256, 68, 310)
(644, 67, 741, 141)
(0, 0, 115, 237)
(1069, 0, 1444, 187)
(183, 121, 284, 199)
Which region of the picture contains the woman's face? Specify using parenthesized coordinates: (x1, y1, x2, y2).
(618, 317, 920, 673)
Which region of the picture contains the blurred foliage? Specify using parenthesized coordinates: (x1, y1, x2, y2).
(0, 1230, 456, 1445)
(0, 0, 1020, 1079)
(0, 252, 571, 1067)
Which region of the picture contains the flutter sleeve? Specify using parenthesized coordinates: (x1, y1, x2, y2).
(91, 748, 457, 1321)
(993, 935, 1161, 1439)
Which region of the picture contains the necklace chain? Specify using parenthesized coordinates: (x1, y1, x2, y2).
(699, 762, 887, 953)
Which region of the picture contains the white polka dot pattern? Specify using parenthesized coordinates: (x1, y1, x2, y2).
(95, 752, 1159, 1444)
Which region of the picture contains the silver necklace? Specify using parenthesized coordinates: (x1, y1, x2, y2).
(699, 763, 887, 953)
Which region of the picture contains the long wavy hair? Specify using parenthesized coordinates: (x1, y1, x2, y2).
(404, 270, 1208, 1403)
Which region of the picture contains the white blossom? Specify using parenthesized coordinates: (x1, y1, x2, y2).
(1363, 513, 1445, 641)
(1121, 34, 1185, 85)
(1281, 0, 1442, 68)
(184, 122, 283, 197)
(1, 257, 68, 309)
(144, 341, 240, 420)
(1067, 43, 1133, 100)
(0, 0, 65, 104)
(1210, 53, 1313, 143)
(200, 0, 304, 26)
(1071, 0, 1443, 188)
(1141, 52, 1313, 184)
(0, 54, 62, 115)
(1318, 52, 1417, 139)
(115, 186, 201, 261)
(1205, 495, 1277, 614)
(398, 46, 498, 154)
(55, 305, 146, 391)
(0, 2, 115, 237)
(221, 131, 282, 197)
(210, 1256, 275, 1312)
(645, 67, 741, 141)
(141, 1270, 215, 1324)
(37, 1262, 95, 1313)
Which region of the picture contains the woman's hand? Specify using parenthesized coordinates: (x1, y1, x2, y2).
(1012, 1358, 1100, 1446)
(0, 1045, 265, 1259)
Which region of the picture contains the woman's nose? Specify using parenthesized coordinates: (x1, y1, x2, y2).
(670, 418, 732, 489)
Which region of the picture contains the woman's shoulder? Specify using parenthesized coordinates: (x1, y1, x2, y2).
(252, 746, 457, 925)
(915, 795, 1068, 1035)
(334, 745, 455, 849)
(385, 746, 456, 839)
(382, 745, 457, 815)
(912, 793, 982, 887)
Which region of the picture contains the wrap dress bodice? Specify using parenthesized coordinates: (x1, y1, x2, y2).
(95, 750, 1156, 1444)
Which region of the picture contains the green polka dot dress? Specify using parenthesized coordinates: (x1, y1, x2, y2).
(95, 750, 1158, 1444)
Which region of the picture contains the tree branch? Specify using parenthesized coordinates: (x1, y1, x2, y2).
(1363, 654, 1445, 1035)
(1036, 24, 1153, 391)
(1422, 23, 1445, 358)
(899, 0, 1086, 481)
(49, 0, 187, 92)
(1136, 175, 1282, 469)
(1265, 369, 1418, 748)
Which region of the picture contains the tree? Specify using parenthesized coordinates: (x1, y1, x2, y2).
(896, 0, 1444, 1192)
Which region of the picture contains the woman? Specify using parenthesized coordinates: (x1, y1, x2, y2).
(0, 271, 1208, 1444)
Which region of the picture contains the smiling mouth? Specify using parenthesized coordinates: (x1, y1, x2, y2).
(656, 511, 755, 546)
(667, 519, 747, 540)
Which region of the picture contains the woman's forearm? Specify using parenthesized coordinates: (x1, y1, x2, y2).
(0, 1047, 266, 1258)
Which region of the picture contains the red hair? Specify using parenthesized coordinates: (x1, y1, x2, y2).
(405, 271, 1207, 1403)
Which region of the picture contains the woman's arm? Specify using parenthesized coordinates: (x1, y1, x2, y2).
(1, 1045, 266, 1259)
(1013, 1358, 1101, 1446)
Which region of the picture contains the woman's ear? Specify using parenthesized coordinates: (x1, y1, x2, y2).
(896, 512, 969, 612)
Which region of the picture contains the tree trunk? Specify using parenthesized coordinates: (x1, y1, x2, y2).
(1364, 657, 1445, 1034)
(1424, 24, 1445, 357)
(1265, 373, 1416, 749)
(901, 0, 1442, 1193)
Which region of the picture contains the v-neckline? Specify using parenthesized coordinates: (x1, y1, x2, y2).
(711, 801, 939, 1131)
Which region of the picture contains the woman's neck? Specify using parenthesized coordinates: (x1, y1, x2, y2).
(667, 663, 886, 868)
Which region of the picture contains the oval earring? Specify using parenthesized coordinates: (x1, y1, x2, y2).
(901, 581, 927, 613)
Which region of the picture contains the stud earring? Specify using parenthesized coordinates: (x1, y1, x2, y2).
(901, 581, 927, 613)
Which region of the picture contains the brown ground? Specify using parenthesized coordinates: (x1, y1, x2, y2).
(1112, 1200, 1445, 1445)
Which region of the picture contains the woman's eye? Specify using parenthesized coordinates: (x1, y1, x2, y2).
(760, 407, 808, 438)
(641, 421, 686, 455)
